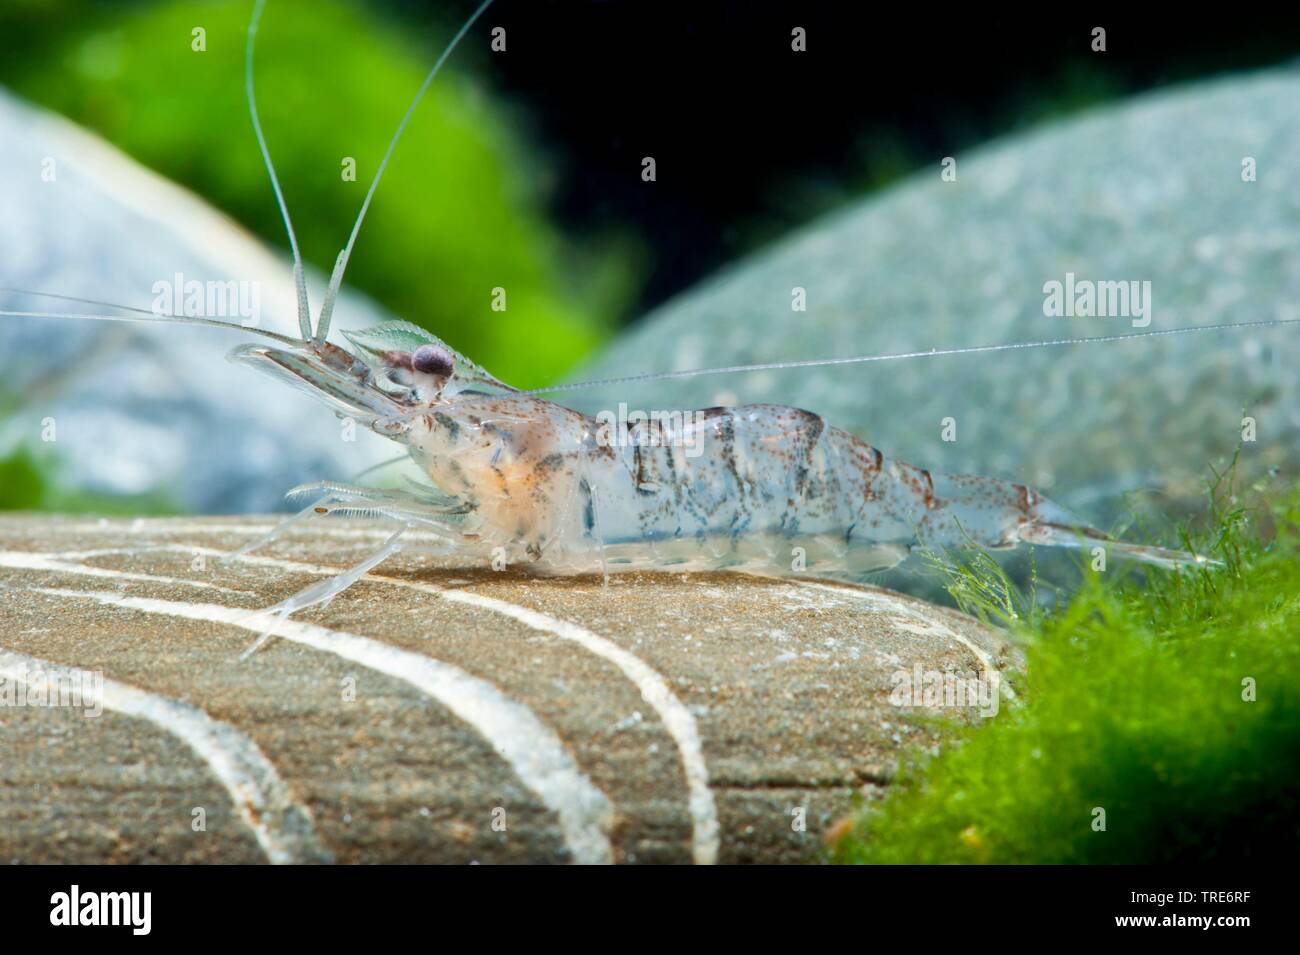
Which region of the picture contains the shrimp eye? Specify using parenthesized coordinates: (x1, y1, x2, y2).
(412, 344, 454, 379)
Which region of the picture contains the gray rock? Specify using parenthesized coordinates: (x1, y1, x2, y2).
(0, 89, 401, 513)
(569, 69, 1300, 523)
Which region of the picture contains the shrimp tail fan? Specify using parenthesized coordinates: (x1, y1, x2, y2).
(1019, 521, 1220, 570)
(928, 473, 1220, 571)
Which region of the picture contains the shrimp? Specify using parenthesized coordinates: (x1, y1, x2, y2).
(235, 319, 1215, 590)
(2, 0, 1288, 656)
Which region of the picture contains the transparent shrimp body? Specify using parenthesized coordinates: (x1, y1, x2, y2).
(247, 320, 1210, 580)
(416, 397, 1204, 578)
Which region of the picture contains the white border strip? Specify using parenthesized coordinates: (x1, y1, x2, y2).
(434, 588, 720, 865)
(166, 547, 718, 865)
(0, 646, 330, 864)
(11, 544, 721, 865)
(56, 520, 449, 545)
(792, 579, 1015, 700)
(28, 586, 616, 865)
(0, 551, 251, 596)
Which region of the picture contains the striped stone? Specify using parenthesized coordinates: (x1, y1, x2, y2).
(0, 515, 1017, 864)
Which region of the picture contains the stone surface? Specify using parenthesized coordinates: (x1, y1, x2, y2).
(570, 68, 1300, 524)
(0, 515, 1017, 864)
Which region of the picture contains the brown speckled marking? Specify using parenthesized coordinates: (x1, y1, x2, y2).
(790, 410, 825, 500)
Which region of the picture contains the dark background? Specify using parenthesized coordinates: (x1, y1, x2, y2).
(386, 1, 1300, 316)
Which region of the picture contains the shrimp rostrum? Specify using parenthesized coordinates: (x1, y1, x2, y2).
(4, 0, 1271, 655)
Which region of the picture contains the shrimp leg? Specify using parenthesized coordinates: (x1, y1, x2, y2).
(233, 484, 484, 658)
(229, 481, 470, 558)
(228, 495, 341, 559)
(240, 527, 410, 659)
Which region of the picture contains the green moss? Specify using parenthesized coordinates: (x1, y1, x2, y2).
(1, 0, 633, 387)
(834, 476, 1300, 864)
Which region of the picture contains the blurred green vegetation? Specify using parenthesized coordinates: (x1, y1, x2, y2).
(0, 0, 635, 389)
(833, 472, 1300, 863)
(0, 447, 181, 514)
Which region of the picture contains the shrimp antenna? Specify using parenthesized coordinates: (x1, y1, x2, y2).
(0, 308, 303, 346)
(524, 318, 1300, 396)
(0, 287, 167, 317)
(0, 286, 304, 344)
(313, 0, 496, 346)
(246, 0, 312, 342)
